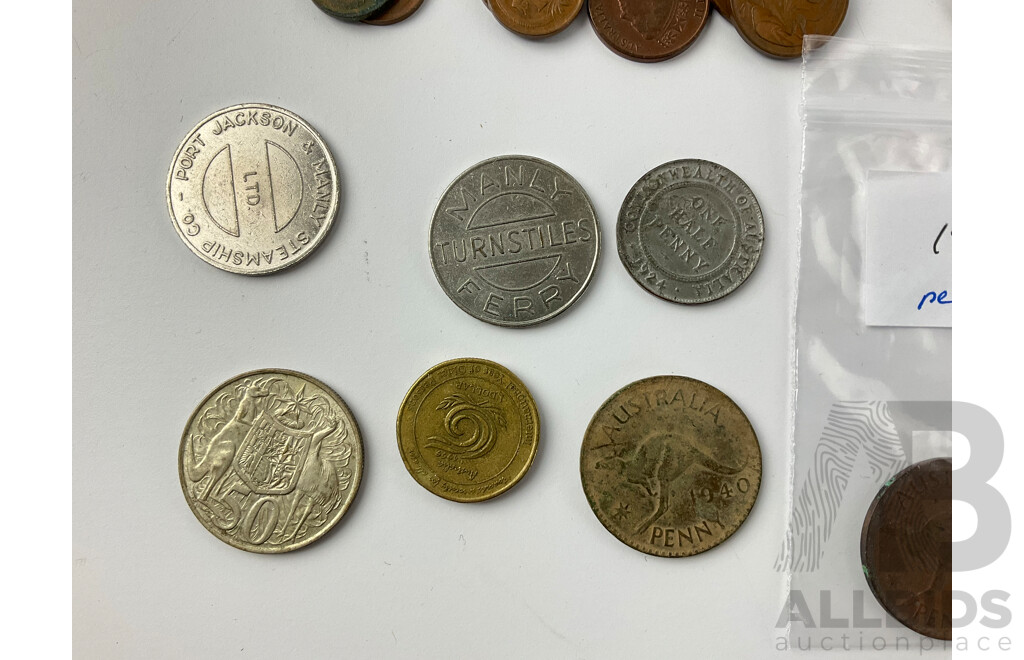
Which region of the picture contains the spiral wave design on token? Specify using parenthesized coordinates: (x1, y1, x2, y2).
(861, 458, 952, 640)
(617, 159, 764, 304)
(167, 104, 339, 275)
(581, 376, 761, 557)
(179, 369, 363, 553)
(397, 358, 540, 502)
(430, 155, 600, 327)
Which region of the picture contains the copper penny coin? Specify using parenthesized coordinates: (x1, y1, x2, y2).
(488, 0, 584, 38)
(313, 0, 390, 21)
(362, 0, 425, 25)
(581, 376, 762, 557)
(710, 0, 732, 20)
(726, 0, 848, 59)
(589, 0, 711, 62)
(861, 458, 952, 640)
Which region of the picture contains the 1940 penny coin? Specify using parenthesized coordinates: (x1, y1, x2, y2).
(167, 103, 339, 275)
(617, 159, 764, 304)
(313, 0, 390, 20)
(725, 0, 848, 59)
(363, 0, 424, 25)
(179, 369, 363, 553)
(397, 358, 540, 502)
(430, 155, 600, 327)
(581, 376, 761, 556)
(861, 458, 952, 640)
(589, 0, 710, 62)
(488, 0, 584, 38)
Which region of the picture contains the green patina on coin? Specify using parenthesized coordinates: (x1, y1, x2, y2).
(313, 0, 391, 20)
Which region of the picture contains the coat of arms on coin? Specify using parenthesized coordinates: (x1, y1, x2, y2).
(580, 376, 761, 556)
(167, 104, 339, 275)
(179, 370, 363, 552)
(397, 358, 540, 502)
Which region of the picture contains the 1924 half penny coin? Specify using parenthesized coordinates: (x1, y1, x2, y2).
(589, 0, 710, 62)
(617, 159, 764, 304)
(179, 369, 363, 553)
(167, 103, 340, 275)
(581, 376, 761, 557)
(861, 458, 952, 640)
(430, 155, 600, 327)
(397, 358, 540, 502)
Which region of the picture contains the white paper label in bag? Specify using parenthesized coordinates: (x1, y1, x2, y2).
(863, 171, 952, 327)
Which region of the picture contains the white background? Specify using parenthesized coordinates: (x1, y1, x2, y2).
(68, 1, 972, 658)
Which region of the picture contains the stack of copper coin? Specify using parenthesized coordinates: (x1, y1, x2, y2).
(481, 0, 848, 61)
(714, 0, 849, 58)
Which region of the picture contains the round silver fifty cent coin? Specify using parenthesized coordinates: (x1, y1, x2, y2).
(430, 155, 600, 327)
(617, 159, 764, 304)
(167, 104, 340, 275)
(179, 369, 363, 553)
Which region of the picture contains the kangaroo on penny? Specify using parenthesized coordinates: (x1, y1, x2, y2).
(597, 427, 745, 533)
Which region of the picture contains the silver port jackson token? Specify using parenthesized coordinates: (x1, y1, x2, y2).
(430, 155, 600, 327)
(617, 159, 764, 304)
(167, 103, 340, 275)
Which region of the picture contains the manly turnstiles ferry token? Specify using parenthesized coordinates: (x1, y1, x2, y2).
(617, 159, 764, 304)
(861, 458, 952, 640)
(179, 369, 363, 553)
(430, 155, 600, 327)
(167, 104, 339, 275)
(397, 358, 540, 502)
(313, 0, 390, 20)
(580, 376, 761, 557)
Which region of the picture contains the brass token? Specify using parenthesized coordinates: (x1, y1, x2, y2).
(488, 0, 584, 38)
(179, 369, 363, 553)
(580, 376, 761, 556)
(397, 358, 540, 503)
